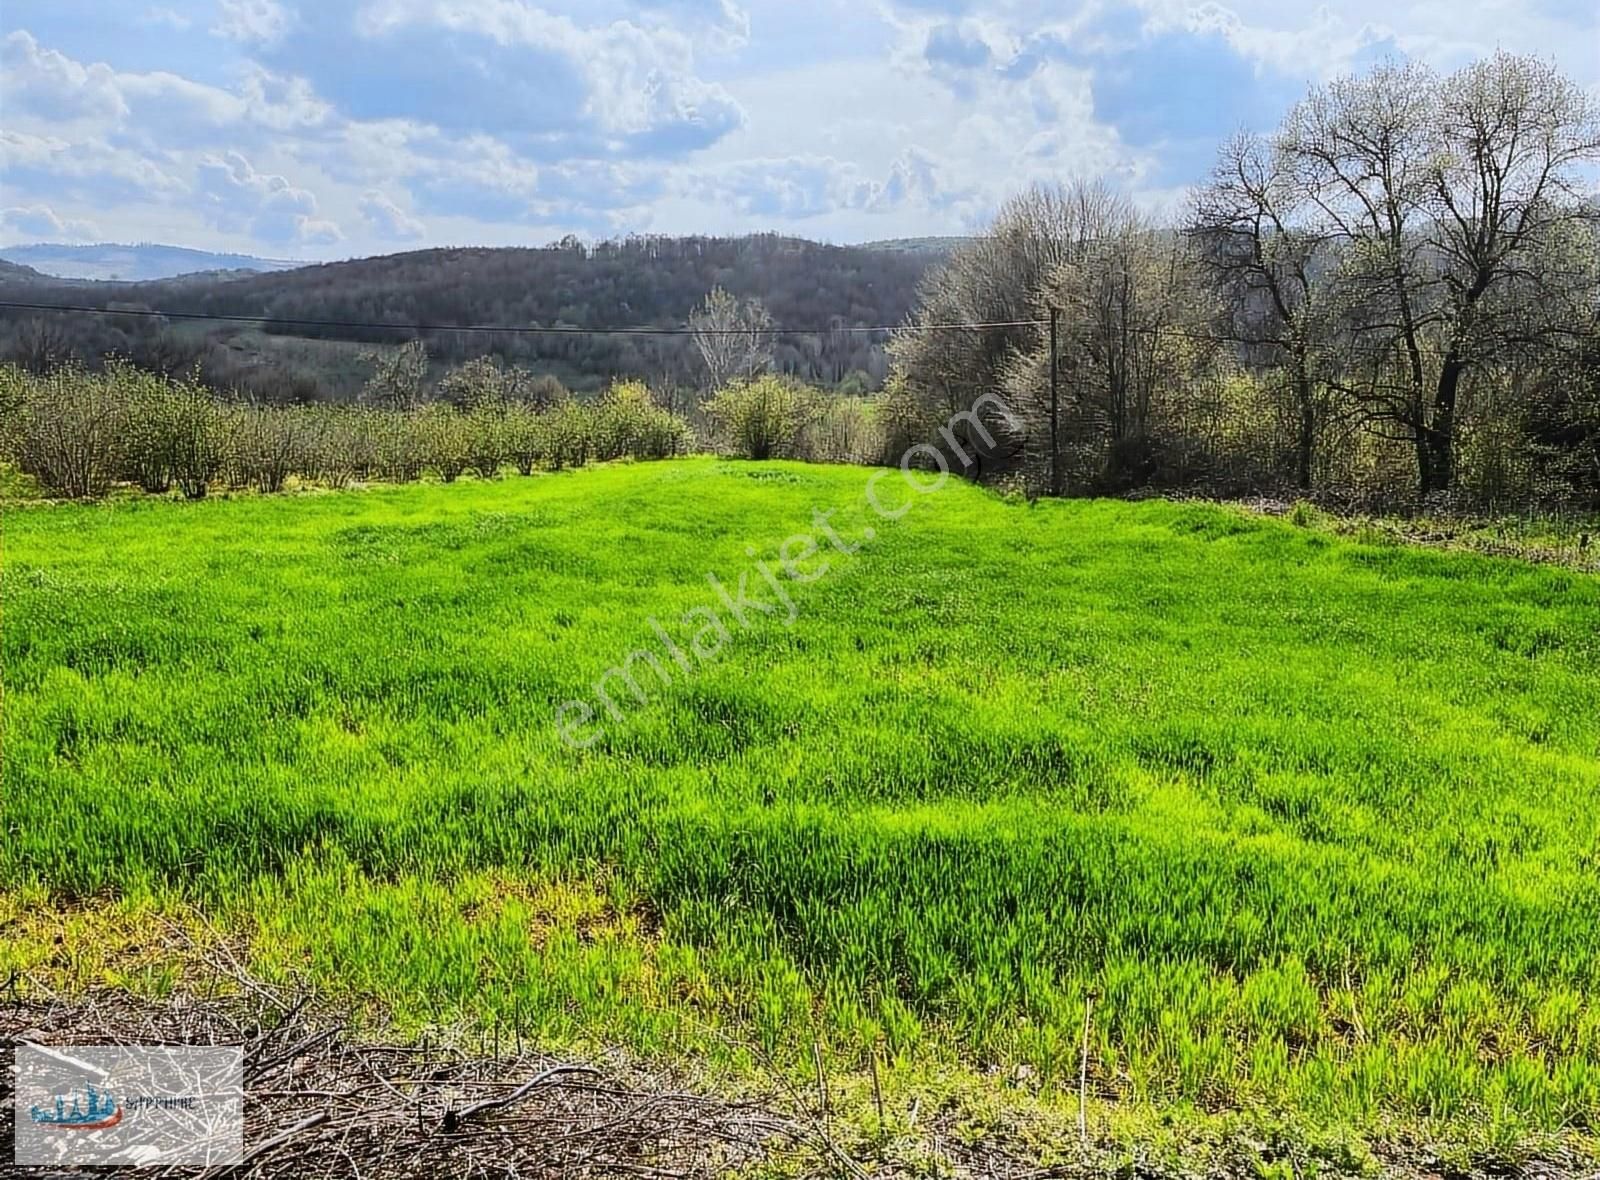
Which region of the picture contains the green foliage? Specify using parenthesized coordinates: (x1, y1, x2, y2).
(373, 408, 427, 483)
(465, 407, 508, 480)
(502, 402, 544, 475)
(537, 399, 593, 471)
(0, 364, 694, 498)
(101, 362, 229, 499)
(415, 402, 472, 482)
(297, 406, 379, 490)
(591, 380, 693, 461)
(0, 363, 25, 459)
(437, 356, 511, 410)
(803, 395, 883, 465)
(5, 461, 1600, 1152)
(115, 362, 180, 493)
(871, 375, 933, 466)
(166, 377, 228, 499)
(702, 374, 817, 460)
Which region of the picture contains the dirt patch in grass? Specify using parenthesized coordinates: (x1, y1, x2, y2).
(1, 982, 799, 1179)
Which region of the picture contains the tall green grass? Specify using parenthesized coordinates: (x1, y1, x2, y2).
(4, 459, 1599, 1145)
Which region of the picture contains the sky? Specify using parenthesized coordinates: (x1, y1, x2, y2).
(2, 0, 1597, 260)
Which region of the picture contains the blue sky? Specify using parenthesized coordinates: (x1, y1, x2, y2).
(2, 0, 1596, 258)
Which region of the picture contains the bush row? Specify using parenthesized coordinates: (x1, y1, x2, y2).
(701, 374, 928, 467)
(0, 363, 694, 499)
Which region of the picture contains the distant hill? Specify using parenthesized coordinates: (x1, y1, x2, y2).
(0, 258, 44, 282)
(858, 237, 970, 258)
(0, 243, 305, 283)
(0, 235, 936, 399)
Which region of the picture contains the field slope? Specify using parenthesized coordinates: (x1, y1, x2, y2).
(4, 459, 1599, 1152)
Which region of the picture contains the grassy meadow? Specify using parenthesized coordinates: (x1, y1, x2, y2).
(4, 458, 1600, 1156)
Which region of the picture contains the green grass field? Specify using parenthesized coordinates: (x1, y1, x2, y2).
(5, 459, 1600, 1157)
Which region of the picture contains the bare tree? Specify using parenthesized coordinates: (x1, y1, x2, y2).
(438, 356, 512, 409)
(892, 180, 1133, 485)
(689, 287, 773, 391)
(1423, 53, 1600, 488)
(360, 340, 429, 411)
(1282, 60, 1441, 494)
(1283, 54, 1600, 497)
(1191, 131, 1335, 489)
(12, 316, 72, 375)
(1011, 201, 1214, 489)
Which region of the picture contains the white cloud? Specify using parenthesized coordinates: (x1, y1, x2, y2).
(1, 129, 189, 203)
(0, 30, 127, 122)
(212, 0, 296, 46)
(116, 69, 250, 136)
(359, 189, 425, 239)
(1, 204, 100, 242)
(196, 150, 341, 244)
(142, 7, 193, 30)
(688, 147, 981, 222)
(238, 69, 335, 132)
(2, 34, 333, 154)
(332, 0, 746, 153)
(1172, 2, 1385, 79)
(3, 1, 1597, 254)
(628, 0, 751, 51)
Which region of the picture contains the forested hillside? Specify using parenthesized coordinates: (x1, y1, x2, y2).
(0, 235, 932, 398)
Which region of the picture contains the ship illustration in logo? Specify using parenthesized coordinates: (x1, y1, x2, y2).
(30, 1084, 124, 1130)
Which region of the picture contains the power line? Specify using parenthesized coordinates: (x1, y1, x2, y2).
(0, 300, 1049, 337)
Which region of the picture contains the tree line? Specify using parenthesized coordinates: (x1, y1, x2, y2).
(892, 53, 1600, 510)
(6, 52, 1595, 513)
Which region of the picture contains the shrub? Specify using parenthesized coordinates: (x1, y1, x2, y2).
(702, 375, 816, 460)
(167, 377, 227, 498)
(872, 377, 931, 467)
(803, 396, 883, 465)
(114, 362, 178, 493)
(13, 365, 127, 498)
(0, 359, 695, 498)
(593, 381, 693, 461)
(465, 406, 508, 479)
(440, 356, 507, 411)
(228, 403, 310, 494)
(416, 402, 471, 482)
(503, 402, 544, 475)
(539, 400, 593, 471)
(372, 409, 425, 483)
(299, 406, 376, 490)
(0, 363, 25, 463)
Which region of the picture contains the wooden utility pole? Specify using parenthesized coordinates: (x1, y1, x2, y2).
(1049, 305, 1061, 497)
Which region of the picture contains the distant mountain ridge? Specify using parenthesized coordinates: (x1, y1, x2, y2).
(0, 243, 305, 283)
